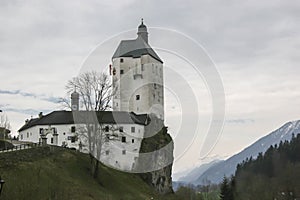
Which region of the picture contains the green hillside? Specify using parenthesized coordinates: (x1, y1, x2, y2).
(0, 146, 177, 200)
(0, 140, 14, 150)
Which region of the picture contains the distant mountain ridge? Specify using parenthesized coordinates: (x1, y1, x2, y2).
(193, 120, 300, 185)
(178, 160, 221, 183)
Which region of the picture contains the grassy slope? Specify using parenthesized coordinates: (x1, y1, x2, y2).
(0, 140, 14, 150)
(0, 147, 177, 200)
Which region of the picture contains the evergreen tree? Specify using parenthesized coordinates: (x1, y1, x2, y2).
(220, 176, 233, 200)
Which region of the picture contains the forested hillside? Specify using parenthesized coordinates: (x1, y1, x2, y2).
(221, 133, 300, 200)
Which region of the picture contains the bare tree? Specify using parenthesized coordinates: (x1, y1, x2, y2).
(65, 71, 114, 178)
(0, 113, 11, 141)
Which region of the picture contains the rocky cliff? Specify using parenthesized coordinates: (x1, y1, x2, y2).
(135, 116, 174, 194)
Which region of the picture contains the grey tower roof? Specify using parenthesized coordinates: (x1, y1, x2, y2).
(112, 22, 163, 63)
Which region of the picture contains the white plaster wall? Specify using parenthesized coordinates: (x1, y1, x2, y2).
(112, 55, 164, 119)
(19, 123, 145, 171)
(19, 124, 80, 148)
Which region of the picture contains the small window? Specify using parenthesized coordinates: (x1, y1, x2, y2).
(121, 136, 126, 143)
(71, 136, 76, 143)
(105, 126, 109, 132)
(52, 128, 57, 134)
(131, 127, 135, 133)
(119, 126, 123, 132)
(39, 128, 43, 135)
(122, 150, 126, 155)
(51, 138, 54, 144)
(141, 64, 144, 71)
(63, 132, 66, 135)
(21, 134, 23, 140)
(27, 132, 29, 138)
(71, 126, 76, 133)
(106, 150, 109, 155)
(120, 69, 124, 74)
(132, 139, 134, 143)
(154, 83, 157, 89)
(136, 95, 140, 100)
(120, 58, 124, 63)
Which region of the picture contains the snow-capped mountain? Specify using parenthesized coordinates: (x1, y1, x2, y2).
(193, 120, 300, 185)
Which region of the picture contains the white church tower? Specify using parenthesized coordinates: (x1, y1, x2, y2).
(112, 19, 164, 120)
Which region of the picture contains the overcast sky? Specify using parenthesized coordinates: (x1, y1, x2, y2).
(1, 0, 300, 174)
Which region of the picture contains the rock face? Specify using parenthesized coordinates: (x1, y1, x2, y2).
(139, 163, 173, 194)
(135, 116, 174, 194)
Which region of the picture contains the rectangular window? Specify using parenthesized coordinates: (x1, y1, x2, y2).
(120, 58, 124, 63)
(39, 128, 43, 135)
(154, 83, 157, 89)
(136, 95, 140, 100)
(52, 128, 57, 134)
(122, 150, 126, 155)
(121, 136, 126, 143)
(141, 64, 144, 71)
(119, 126, 123, 132)
(105, 126, 109, 132)
(27, 132, 29, 138)
(71, 126, 76, 133)
(71, 136, 76, 143)
(131, 127, 135, 133)
(132, 139, 134, 143)
(51, 138, 54, 144)
(120, 69, 124, 74)
(21, 134, 23, 140)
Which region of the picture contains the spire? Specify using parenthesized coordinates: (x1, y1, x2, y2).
(137, 18, 148, 43)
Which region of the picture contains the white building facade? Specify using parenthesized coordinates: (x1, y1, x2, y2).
(18, 20, 164, 172)
(18, 111, 148, 171)
(112, 20, 164, 120)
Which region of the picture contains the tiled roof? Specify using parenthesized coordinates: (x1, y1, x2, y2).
(112, 37, 163, 63)
(18, 111, 148, 132)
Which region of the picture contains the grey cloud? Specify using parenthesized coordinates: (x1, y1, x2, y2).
(226, 119, 255, 124)
(5, 108, 52, 116)
(0, 89, 60, 104)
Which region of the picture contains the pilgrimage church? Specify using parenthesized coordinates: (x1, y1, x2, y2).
(18, 20, 165, 171)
